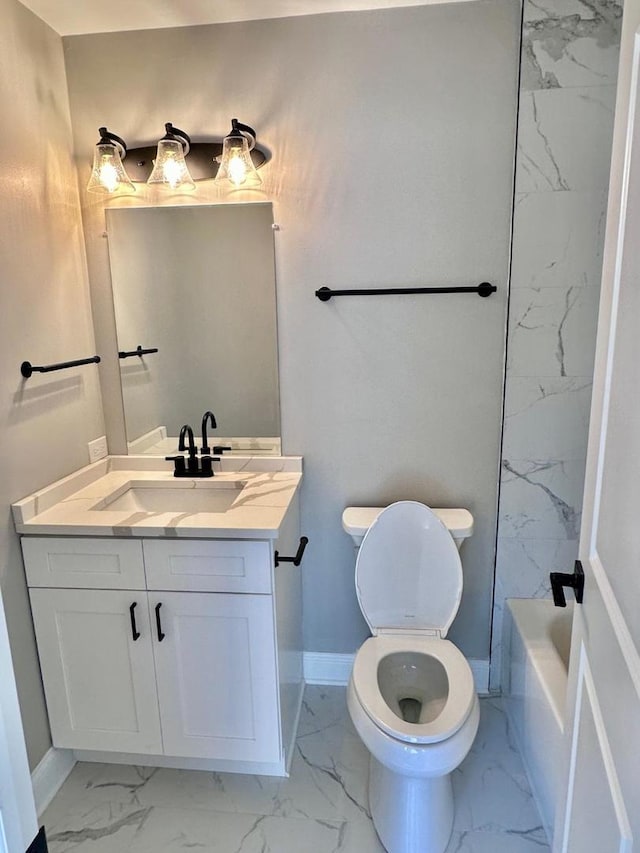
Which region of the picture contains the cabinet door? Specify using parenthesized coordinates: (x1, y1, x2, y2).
(29, 589, 162, 754)
(149, 592, 281, 762)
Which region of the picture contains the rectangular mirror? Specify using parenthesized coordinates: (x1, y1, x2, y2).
(105, 203, 280, 455)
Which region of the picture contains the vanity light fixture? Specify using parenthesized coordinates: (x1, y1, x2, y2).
(88, 120, 267, 194)
(86, 127, 134, 194)
(214, 119, 262, 188)
(147, 123, 196, 190)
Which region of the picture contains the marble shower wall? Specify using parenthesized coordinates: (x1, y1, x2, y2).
(490, 0, 622, 689)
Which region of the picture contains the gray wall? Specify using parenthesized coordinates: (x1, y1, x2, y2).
(65, 3, 520, 661)
(490, 0, 621, 686)
(0, 0, 104, 767)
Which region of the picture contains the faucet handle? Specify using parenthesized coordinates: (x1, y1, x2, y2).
(165, 455, 186, 476)
(213, 445, 232, 455)
(200, 456, 220, 476)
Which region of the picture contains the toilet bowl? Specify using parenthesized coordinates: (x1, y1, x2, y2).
(343, 501, 479, 853)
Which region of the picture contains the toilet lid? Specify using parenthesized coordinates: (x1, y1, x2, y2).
(355, 501, 463, 637)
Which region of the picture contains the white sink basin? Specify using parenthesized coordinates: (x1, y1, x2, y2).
(99, 482, 245, 514)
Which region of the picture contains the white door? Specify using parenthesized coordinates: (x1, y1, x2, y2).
(149, 592, 281, 762)
(29, 588, 162, 754)
(0, 589, 38, 853)
(553, 1, 640, 849)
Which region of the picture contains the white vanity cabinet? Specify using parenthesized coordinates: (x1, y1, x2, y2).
(22, 513, 302, 775)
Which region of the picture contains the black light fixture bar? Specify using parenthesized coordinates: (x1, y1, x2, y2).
(118, 345, 159, 359)
(315, 282, 497, 302)
(21, 355, 101, 378)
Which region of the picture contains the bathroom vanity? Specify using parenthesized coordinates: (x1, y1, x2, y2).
(12, 455, 304, 776)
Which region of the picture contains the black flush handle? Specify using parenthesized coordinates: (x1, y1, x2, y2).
(550, 560, 584, 607)
(275, 536, 309, 568)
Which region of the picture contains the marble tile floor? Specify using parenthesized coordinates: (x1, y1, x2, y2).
(42, 687, 550, 853)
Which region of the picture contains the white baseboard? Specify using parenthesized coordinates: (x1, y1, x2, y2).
(304, 652, 490, 695)
(31, 748, 75, 817)
(304, 652, 355, 685)
(469, 659, 490, 695)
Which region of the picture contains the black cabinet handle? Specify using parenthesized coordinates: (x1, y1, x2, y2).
(129, 602, 141, 641)
(275, 536, 309, 567)
(155, 602, 165, 641)
(550, 560, 585, 607)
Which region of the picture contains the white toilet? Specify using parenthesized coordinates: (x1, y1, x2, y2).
(342, 501, 479, 853)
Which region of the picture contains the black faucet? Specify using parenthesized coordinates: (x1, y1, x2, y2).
(165, 423, 217, 478)
(179, 424, 199, 472)
(201, 411, 217, 454)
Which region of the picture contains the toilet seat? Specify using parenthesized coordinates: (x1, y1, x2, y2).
(355, 501, 463, 637)
(353, 502, 474, 746)
(352, 634, 475, 745)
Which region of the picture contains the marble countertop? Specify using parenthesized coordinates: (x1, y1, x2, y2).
(12, 455, 302, 540)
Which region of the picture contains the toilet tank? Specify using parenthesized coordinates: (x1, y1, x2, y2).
(342, 506, 473, 551)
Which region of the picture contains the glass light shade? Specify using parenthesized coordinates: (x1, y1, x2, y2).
(87, 143, 134, 194)
(147, 139, 195, 190)
(215, 135, 262, 188)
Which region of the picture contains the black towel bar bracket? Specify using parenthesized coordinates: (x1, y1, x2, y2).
(119, 345, 159, 359)
(21, 355, 101, 379)
(315, 282, 496, 301)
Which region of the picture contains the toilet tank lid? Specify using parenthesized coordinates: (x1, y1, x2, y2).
(342, 506, 473, 539)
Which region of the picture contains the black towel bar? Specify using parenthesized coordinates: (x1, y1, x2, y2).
(315, 282, 496, 301)
(119, 345, 159, 359)
(21, 355, 101, 378)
